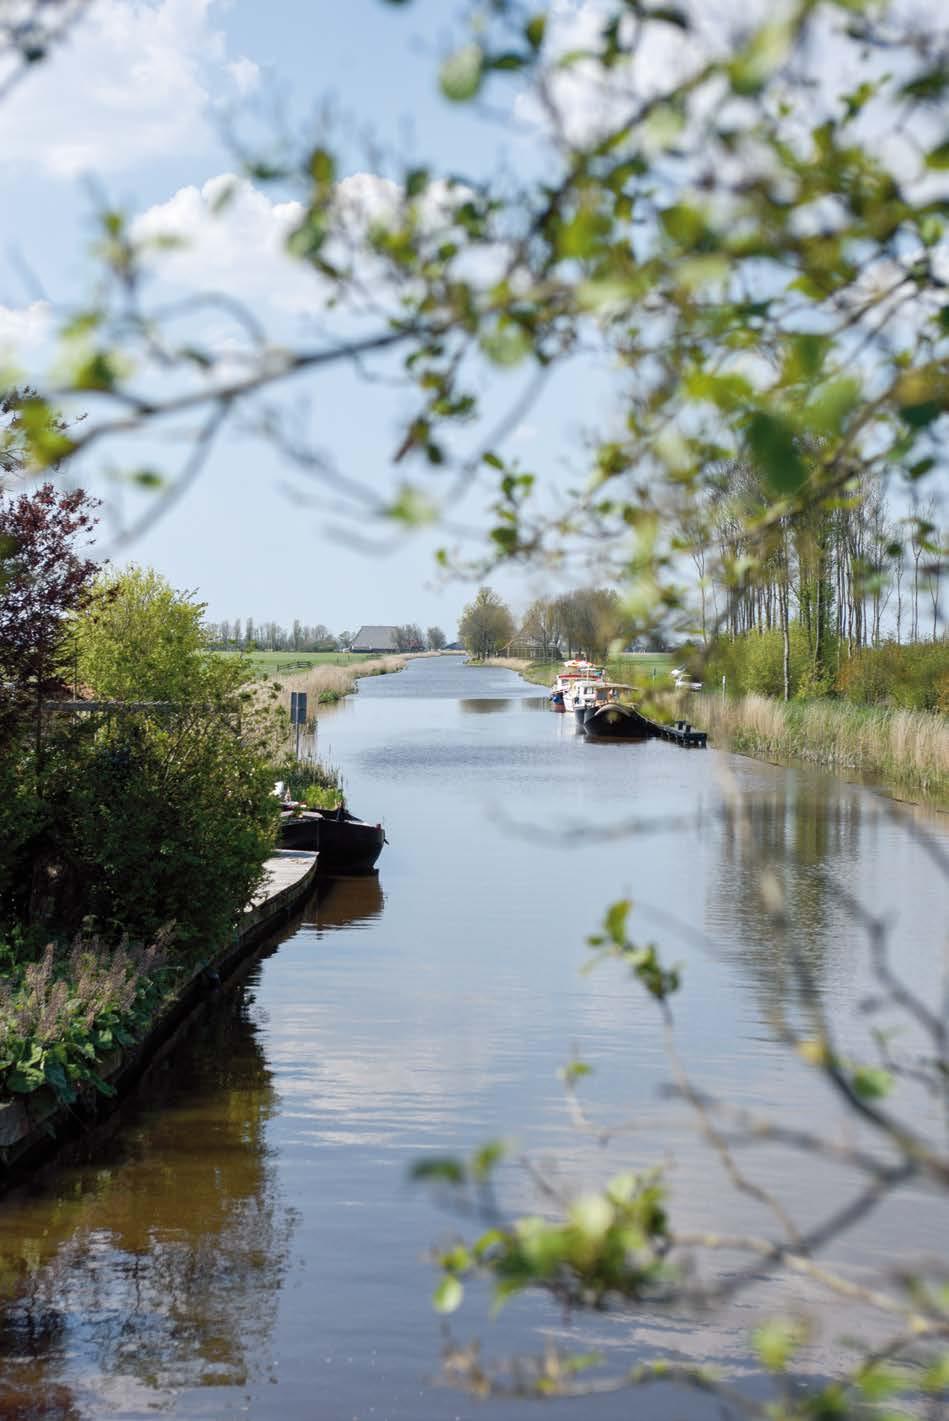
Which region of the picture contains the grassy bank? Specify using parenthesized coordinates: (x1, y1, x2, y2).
(216, 649, 391, 677)
(689, 693, 949, 802)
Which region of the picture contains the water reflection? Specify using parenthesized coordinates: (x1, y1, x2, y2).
(459, 697, 514, 714)
(708, 778, 867, 1011)
(307, 874, 384, 932)
(0, 985, 293, 1412)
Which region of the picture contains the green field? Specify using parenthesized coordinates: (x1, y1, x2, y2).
(213, 650, 386, 677)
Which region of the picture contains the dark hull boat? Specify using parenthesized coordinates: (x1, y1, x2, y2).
(582, 703, 653, 740)
(279, 808, 386, 874)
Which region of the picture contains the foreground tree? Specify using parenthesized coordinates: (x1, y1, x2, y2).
(0, 482, 99, 746)
(74, 566, 213, 703)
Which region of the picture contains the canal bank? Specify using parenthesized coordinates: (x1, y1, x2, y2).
(0, 850, 318, 1180)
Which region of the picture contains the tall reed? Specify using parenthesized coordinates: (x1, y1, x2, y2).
(269, 655, 406, 718)
(689, 693, 949, 801)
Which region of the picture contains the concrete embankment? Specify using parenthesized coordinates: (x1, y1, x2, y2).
(0, 850, 319, 1181)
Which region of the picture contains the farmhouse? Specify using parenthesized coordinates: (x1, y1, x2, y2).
(349, 625, 400, 653)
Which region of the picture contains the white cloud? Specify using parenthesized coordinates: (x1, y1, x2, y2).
(132, 174, 311, 315)
(130, 170, 476, 329)
(227, 55, 260, 95)
(0, 0, 258, 176)
(0, 300, 52, 353)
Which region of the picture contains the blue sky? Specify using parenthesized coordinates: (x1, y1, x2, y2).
(0, 0, 622, 637)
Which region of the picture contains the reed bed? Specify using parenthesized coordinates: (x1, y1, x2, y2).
(690, 693, 949, 801)
(271, 655, 406, 715)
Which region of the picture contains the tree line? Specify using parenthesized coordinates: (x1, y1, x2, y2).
(458, 585, 650, 662)
(203, 620, 448, 653)
(686, 466, 945, 699)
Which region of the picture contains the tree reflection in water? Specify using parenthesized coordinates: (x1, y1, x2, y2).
(710, 778, 869, 1011)
(0, 984, 295, 1414)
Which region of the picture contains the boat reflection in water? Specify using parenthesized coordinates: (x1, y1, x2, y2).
(460, 696, 552, 715)
(307, 875, 384, 934)
(458, 697, 513, 714)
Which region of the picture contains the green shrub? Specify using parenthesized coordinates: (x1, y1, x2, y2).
(271, 756, 342, 804)
(705, 627, 816, 698)
(302, 783, 342, 810)
(36, 715, 278, 954)
(836, 641, 948, 711)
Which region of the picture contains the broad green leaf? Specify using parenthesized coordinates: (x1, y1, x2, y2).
(525, 15, 546, 50)
(439, 45, 484, 103)
(746, 411, 806, 493)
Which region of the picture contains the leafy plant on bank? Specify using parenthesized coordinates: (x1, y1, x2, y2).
(0, 932, 175, 1104)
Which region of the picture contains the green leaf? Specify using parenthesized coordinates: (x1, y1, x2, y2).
(605, 898, 631, 945)
(525, 15, 546, 50)
(488, 51, 528, 72)
(746, 411, 806, 493)
(925, 138, 949, 169)
(560, 1059, 592, 1087)
(851, 1065, 893, 1100)
(411, 1156, 465, 1185)
(433, 1275, 464, 1314)
(753, 1318, 804, 1372)
(480, 323, 532, 367)
(439, 45, 484, 103)
(805, 377, 861, 436)
(308, 147, 336, 186)
(471, 1139, 505, 1181)
(7, 1066, 45, 1093)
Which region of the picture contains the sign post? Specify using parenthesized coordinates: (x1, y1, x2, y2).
(290, 690, 308, 760)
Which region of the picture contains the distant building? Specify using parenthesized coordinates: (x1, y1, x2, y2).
(350, 625, 400, 653)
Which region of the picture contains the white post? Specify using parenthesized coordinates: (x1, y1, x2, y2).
(721, 674, 726, 704)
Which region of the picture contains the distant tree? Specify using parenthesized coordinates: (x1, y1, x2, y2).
(555, 588, 629, 661)
(0, 482, 100, 744)
(458, 587, 515, 660)
(426, 625, 447, 651)
(336, 629, 353, 651)
(520, 597, 561, 662)
(395, 623, 425, 652)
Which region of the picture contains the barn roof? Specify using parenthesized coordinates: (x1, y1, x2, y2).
(350, 625, 399, 651)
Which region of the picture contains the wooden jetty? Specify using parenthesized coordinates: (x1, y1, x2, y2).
(0, 850, 318, 1179)
(647, 717, 708, 748)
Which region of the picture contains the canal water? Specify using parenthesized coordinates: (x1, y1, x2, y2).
(0, 656, 946, 1419)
